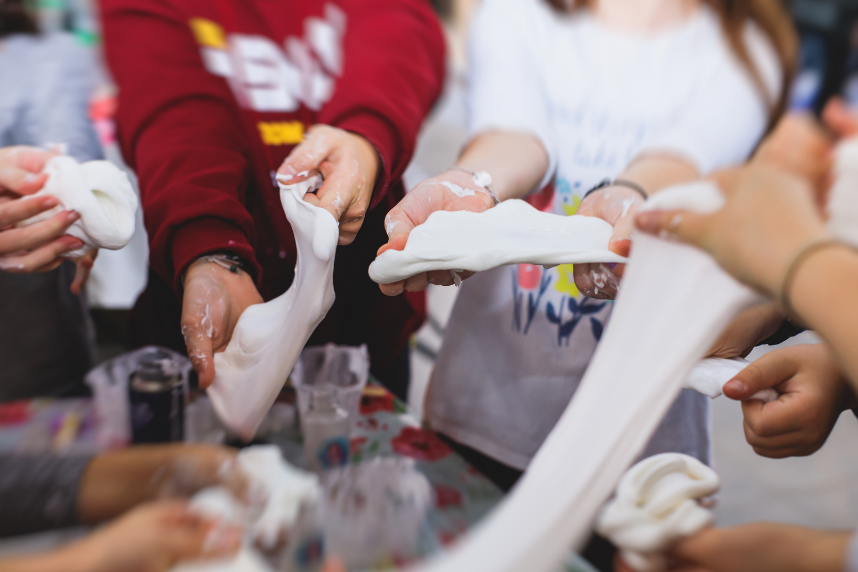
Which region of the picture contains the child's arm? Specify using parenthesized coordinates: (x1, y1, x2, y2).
(0, 501, 240, 572)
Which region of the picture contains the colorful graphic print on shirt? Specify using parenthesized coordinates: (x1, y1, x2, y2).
(190, 4, 345, 145)
(512, 178, 608, 347)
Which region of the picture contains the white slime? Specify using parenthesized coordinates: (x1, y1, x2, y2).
(207, 175, 338, 439)
(18, 155, 138, 257)
(369, 200, 626, 284)
(407, 181, 760, 572)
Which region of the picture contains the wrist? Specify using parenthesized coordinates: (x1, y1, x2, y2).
(780, 238, 855, 320)
(759, 229, 831, 300)
(50, 539, 103, 572)
(584, 178, 648, 202)
(450, 166, 499, 206)
(185, 253, 256, 286)
(799, 531, 851, 572)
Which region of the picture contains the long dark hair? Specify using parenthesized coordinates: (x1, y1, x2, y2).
(545, 0, 798, 129)
(0, 0, 39, 39)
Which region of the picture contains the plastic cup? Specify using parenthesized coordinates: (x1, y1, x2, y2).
(292, 344, 369, 432)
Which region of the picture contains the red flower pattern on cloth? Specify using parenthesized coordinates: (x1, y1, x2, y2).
(360, 387, 395, 415)
(433, 484, 463, 509)
(390, 427, 452, 461)
(349, 436, 368, 454)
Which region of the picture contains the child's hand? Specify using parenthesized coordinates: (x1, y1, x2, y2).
(78, 444, 252, 524)
(706, 303, 784, 359)
(0, 146, 57, 195)
(0, 191, 83, 273)
(752, 112, 833, 196)
(376, 168, 496, 296)
(573, 184, 644, 299)
(722, 343, 853, 458)
(635, 165, 830, 299)
(662, 523, 851, 572)
(66, 501, 242, 572)
(277, 125, 379, 246)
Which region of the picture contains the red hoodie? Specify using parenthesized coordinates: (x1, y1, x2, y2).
(100, 0, 445, 369)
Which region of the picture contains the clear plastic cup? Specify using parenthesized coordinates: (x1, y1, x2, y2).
(320, 458, 431, 567)
(291, 344, 369, 432)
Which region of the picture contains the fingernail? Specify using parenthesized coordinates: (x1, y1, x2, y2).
(66, 211, 80, 223)
(724, 379, 746, 395)
(277, 164, 297, 182)
(42, 196, 58, 208)
(605, 263, 618, 269)
(22, 173, 40, 184)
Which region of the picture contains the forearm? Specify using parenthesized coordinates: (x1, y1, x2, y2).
(618, 153, 700, 196)
(798, 530, 853, 572)
(456, 132, 549, 201)
(789, 247, 858, 388)
(0, 546, 93, 572)
(76, 445, 190, 524)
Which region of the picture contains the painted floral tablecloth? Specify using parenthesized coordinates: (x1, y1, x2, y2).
(279, 384, 597, 572)
(0, 387, 596, 572)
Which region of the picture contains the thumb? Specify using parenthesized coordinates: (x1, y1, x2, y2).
(277, 130, 333, 182)
(380, 207, 418, 255)
(609, 207, 638, 257)
(376, 209, 417, 296)
(635, 209, 708, 246)
(0, 146, 57, 195)
(0, 167, 48, 196)
(723, 351, 797, 400)
(316, 170, 351, 222)
(182, 319, 215, 389)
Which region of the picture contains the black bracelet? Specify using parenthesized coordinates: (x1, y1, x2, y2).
(200, 252, 255, 278)
(583, 178, 648, 201)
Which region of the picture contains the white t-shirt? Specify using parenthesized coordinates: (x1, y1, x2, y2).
(427, 0, 780, 470)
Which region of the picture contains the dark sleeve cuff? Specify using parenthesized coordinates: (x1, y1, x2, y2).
(333, 112, 399, 210)
(0, 454, 94, 537)
(170, 218, 261, 292)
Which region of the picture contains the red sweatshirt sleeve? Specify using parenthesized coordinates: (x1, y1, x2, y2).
(319, 0, 446, 208)
(101, 0, 261, 291)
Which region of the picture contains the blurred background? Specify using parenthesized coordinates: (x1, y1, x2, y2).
(11, 0, 858, 540)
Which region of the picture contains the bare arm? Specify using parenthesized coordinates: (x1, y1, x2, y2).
(788, 247, 858, 386)
(457, 131, 549, 202)
(77, 444, 242, 524)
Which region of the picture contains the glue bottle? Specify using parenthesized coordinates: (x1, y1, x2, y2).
(302, 388, 350, 472)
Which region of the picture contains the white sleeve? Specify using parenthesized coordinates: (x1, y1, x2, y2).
(466, 0, 556, 191)
(639, 25, 781, 175)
